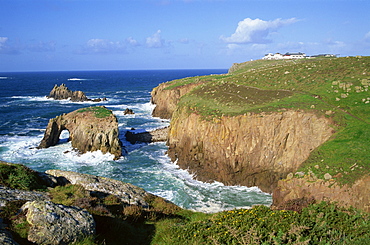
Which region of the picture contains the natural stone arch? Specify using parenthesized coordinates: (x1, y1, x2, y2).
(38, 106, 122, 160)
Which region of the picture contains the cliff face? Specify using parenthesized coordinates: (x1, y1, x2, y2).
(151, 82, 201, 119)
(167, 109, 333, 193)
(38, 106, 122, 159)
(273, 174, 370, 212)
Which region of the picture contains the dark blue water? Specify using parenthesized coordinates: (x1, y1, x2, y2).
(0, 70, 271, 212)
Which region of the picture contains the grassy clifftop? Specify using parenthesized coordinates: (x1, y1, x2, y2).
(166, 56, 370, 186)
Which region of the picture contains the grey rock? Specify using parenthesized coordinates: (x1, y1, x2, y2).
(46, 170, 149, 207)
(21, 201, 95, 245)
(0, 186, 50, 207)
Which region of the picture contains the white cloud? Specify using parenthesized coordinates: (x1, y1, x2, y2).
(364, 31, 370, 42)
(86, 39, 126, 53)
(28, 41, 56, 52)
(0, 37, 19, 54)
(221, 18, 298, 44)
(126, 37, 140, 46)
(146, 30, 165, 48)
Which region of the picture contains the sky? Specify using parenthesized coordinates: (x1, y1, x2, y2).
(1, 0, 369, 72)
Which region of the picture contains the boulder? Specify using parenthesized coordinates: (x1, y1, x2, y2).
(124, 108, 135, 115)
(21, 201, 95, 245)
(38, 106, 122, 160)
(47, 84, 106, 102)
(46, 169, 149, 207)
(0, 186, 50, 207)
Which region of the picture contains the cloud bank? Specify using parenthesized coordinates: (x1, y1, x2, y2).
(221, 18, 298, 44)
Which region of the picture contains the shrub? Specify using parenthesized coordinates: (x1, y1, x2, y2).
(0, 161, 46, 191)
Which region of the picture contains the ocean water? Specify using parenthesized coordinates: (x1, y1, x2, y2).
(0, 70, 272, 212)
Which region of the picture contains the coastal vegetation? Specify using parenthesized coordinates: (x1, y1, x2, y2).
(1, 163, 370, 244)
(1, 57, 370, 244)
(76, 106, 112, 118)
(164, 57, 370, 187)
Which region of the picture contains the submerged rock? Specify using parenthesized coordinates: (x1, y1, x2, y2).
(21, 201, 95, 245)
(38, 106, 122, 160)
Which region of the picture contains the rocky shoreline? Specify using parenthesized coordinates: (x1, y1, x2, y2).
(0, 165, 163, 245)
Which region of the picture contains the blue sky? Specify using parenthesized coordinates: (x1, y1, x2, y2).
(1, 0, 369, 72)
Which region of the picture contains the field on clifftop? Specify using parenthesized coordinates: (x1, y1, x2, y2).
(165, 56, 370, 186)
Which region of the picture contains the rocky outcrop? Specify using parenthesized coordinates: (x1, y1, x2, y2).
(47, 84, 106, 102)
(125, 127, 168, 144)
(0, 186, 50, 207)
(273, 174, 370, 213)
(46, 170, 149, 207)
(167, 109, 333, 193)
(151, 81, 202, 119)
(38, 106, 122, 160)
(21, 201, 95, 245)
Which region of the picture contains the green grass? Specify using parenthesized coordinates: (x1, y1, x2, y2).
(167, 56, 370, 186)
(0, 161, 46, 191)
(76, 106, 112, 118)
(1, 168, 369, 245)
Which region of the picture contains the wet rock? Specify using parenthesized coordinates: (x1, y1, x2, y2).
(125, 127, 168, 144)
(21, 201, 95, 245)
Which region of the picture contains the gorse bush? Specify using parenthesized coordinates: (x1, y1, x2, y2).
(0, 161, 46, 191)
(169, 202, 370, 245)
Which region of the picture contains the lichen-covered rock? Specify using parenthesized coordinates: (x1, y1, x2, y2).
(45, 170, 149, 207)
(21, 201, 95, 245)
(0, 186, 50, 207)
(38, 106, 122, 160)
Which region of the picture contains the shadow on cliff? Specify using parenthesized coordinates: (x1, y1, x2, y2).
(94, 215, 156, 245)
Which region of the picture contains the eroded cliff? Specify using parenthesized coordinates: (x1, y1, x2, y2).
(167, 109, 333, 193)
(38, 106, 122, 159)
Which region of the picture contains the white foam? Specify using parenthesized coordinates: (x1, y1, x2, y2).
(68, 78, 89, 81)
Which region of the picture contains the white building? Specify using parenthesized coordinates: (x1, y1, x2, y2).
(262, 52, 306, 60)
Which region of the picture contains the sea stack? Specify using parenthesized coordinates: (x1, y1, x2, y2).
(47, 84, 107, 102)
(38, 106, 122, 160)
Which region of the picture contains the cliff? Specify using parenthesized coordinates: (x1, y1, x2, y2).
(38, 106, 122, 159)
(167, 109, 333, 193)
(151, 56, 370, 211)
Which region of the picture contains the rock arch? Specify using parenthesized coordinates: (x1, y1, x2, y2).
(38, 106, 122, 160)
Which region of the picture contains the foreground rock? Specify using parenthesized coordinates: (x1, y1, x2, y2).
(47, 84, 106, 102)
(0, 186, 50, 207)
(38, 106, 122, 160)
(46, 169, 149, 207)
(125, 127, 168, 144)
(21, 201, 95, 245)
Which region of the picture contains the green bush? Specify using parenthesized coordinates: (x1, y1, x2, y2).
(0, 161, 46, 191)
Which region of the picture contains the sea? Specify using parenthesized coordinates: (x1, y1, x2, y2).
(0, 70, 272, 213)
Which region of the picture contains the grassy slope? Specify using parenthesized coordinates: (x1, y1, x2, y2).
(168, 57, 370, 186)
